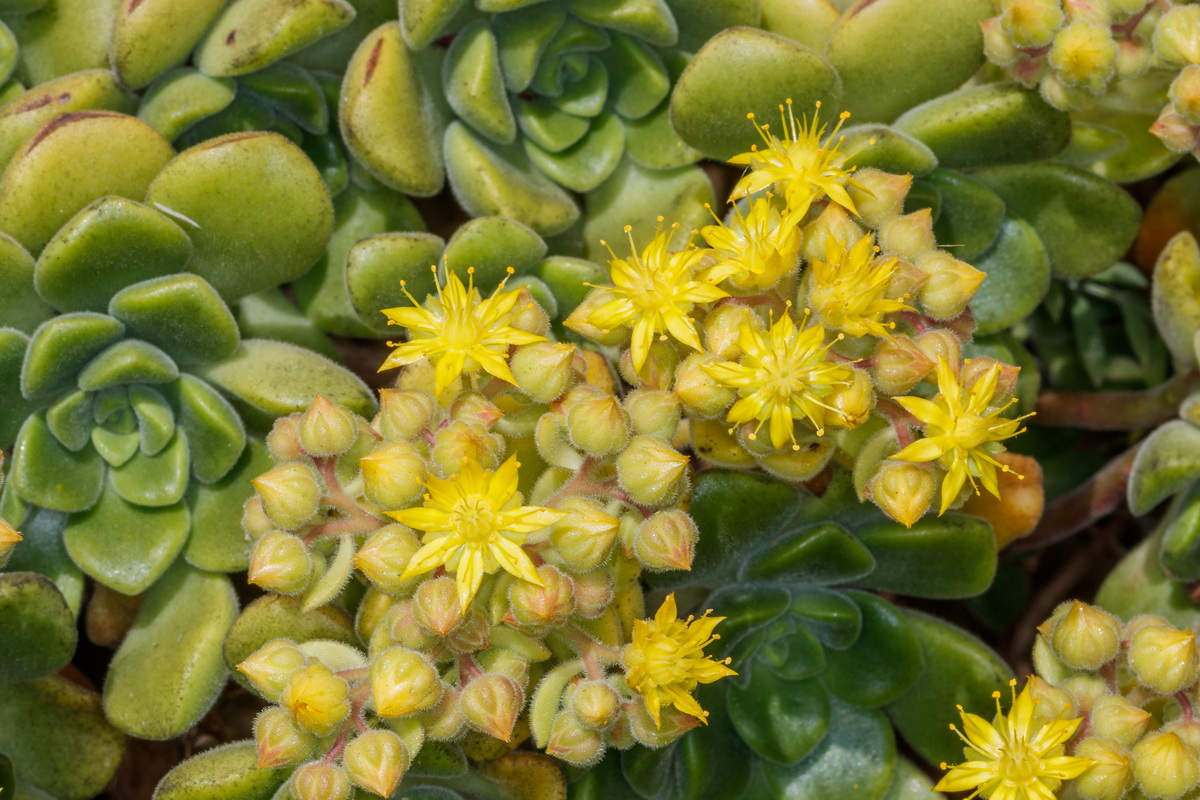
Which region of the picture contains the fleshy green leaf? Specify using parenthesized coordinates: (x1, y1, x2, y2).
(63, 484, 190, 594)
(4, 0, 118, 86)
(194, 339, 376, 431)
(172, 374, 247, 484)
(400, 0, 467, 50)
(11, 412, 105, 513)
(853, 513, 997, 599)
(728, 672, 830, 765)
(345, 232, 445, 337)
(706, 585, 791, 658)
(21, 312, 125, 399)
(1151, 231, 1200, 367)
(0, 232, 51, 333)
(789, 587, 862, 651)
(194, 0, 356, 77)
(822, 591, 923, 707)
(129, 385, 176, 456)
(0, 572, 76, 681)
(0, 328, 38, 448)
(109, 274, 240, 366)
(0, 676, 126, 800)
(2, 507, 84, 615)
(91, 425, 140, 467)
(528, 256, 606, 320)
(137, 68, 238, 142)
(569, 0, 677, 47)
(240, 62, 329, 135)
(443, 21, 516, 145)
(1097, 533, 1200, 629)
(152, 741, 289, 800)
(842, 124, 938, 177)
(921, 169, 1005, 262)
(185, 438, 272, 572)
(742, 522, 875, 584)
(516, 97, 591, 153)
(104, 560, 238, 739)
(674, 684, 752, 800)
(76, 339, 179, 392)
(493, 3, 566, 93)
(1160, 480, 1200, 582)
(599, 32, 670, 120)
(443, 216, 548, 291)
(526, 109, 625, 192)
(111, 0, 229, 89)
(1128, 420, 1200, 516)
(234, 287, 341, 360)
(144, 131, 334, 301)
(108, 430, 190, 506)
(968, 218, 1051, 336)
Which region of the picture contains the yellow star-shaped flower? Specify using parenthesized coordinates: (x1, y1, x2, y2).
(703, 311, 854, 449)
(891, 358, 1031, 515)
(565, 222, 727, 373)
(935, 679, 1093, 800)
(728, 100, 864, 220)
(808, 233, 912, 338)
(388, 455, 564, 610)
(699, 196, 802, 293)
(623, 593, 736, 727)
(379, 267, 545, 398)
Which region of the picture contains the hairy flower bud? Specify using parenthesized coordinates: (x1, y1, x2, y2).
(291, 762, 352, 800)
(625, 390, 682, 441)
(1049, 601, 1121, 669)
(802, 204, 864, 264)
(571, 680, 621, 731)
(825, 367, 874, 430)
(510, 564, 575, 628)
(432, 420, 504, 476)
(343, 729, 410, 796)
(476, 649, 531, 685)
(266, 413, 306, 462)
(1116, 35, 1151, 80)
(360, 441, 425, 510)
(239, 639, 308, 701)
(628, 699, 700, 748)
(617, 436, 690, 506)
(565, 289, 631, 346)
(914, 330, 963, 371)
(1154, 5, 1200, 66)
(253, 464, 322, 529)
(982, 17, 1020, 65)
(549, 497, 620, 572)
(634, 510, 697, 572)
(878, 209, 935, 260)
(300, 395, 359, 457)
(1090, 695, 1152, 747)
(1073, 736, 1132, 800)
(371, 647, 443, 718)
(870, 462, 935, 528)
(873, 335, 935, 395)
(846, 169, 912, 227)
(1152, 106, 1200, 152)
(1172, 65, 1200, 125)
(915, 251, 985, 319)
(546, 709, 604, 766)
(253, 706, 315, 768)
(422, 684, 465, 739)
(1132, 730, 1200, 798)
(1050, 20, 1117, 90)
(449, 393, 503, 428)
(567, 395, 631, 456)
(248, 532, 314, 595)
(703, 304, 761, 361)
(387, 598, 440, 651)
(0, 517, 21, 568)
(510, 286, 550, 337)
(414, 576, 464, 635)
(674, 354, 736, 417)
(511, 342, 576, 402)
(573, 570, 615, 618)
(1000, 0, 1065, 47)
(1129, 624, 1200, 693)
(461, 674, 523, 741)
(1024, 675, 1076, 729)
(619, 339, 679, 390)
(355, 525, 422, 594)
(376, 389, 436, 441)
(961, 358, 1019, 409)
(241, 496, 275, 538)
(280, 663, 350, 736)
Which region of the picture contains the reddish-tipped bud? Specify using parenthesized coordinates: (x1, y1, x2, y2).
(633, 510, 697, 572)
(617, 436, 690, 506)
(239, 639, 308, 701)
(510, 565, 576, 628)
(982, 17, 1020, 65)
(873, 335, 935, 395)
(266, 413, 306, 462)
(449, 392, 503, 428)
(878, 209, 935, 260)
(344, 729, 410, 796)
(802, 204, 864, 264)
(291, 762, 352, 800)
(445, 609, 492, 653)
(461, 674, 523, 742)
(414, 576, 464, 635)
(253, 706, 315, 768)
(476, 649, 531, 685)
(253, 464, 322, 529)
(915, 251, 985, 319)
(248, 532, 314, 595)
(511, 342, 576, 402)
(571, 680, 621, 731)
(703, 304, 761, 361)
(387, 598, 440, 651)
(567, 395, 631, 456)
(371, 647, 443, 718)
(1151, 106, 1200, 152)
(674, 354, 736, 417)
(510, 286, 550, 337)
(1172, 65, 1200, 125)
(550, 497, 620, 572)
(619, 339, 679, 390)
(573, 570, 615, 618)
(625, 390, 682, 441)
(1116, 35, 1152, 80)
(355, 525, 422, 594)
(299, 395, 359, 457)
(546, 710, 604, 766)
(241, 496, 275, 538)
(376, 389, 436, 441)
(846, 169, 912, 227)
(914, 330, 963, 373)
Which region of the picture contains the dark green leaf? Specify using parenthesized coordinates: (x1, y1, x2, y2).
(822, 591, 923, 707)
(45, 390, 92, 452)
(789, 587, 862, 651)
(109, 431, 190, 507)
(0, 231, 50, 333)
(705, 585, 790, 658)
(185, 439, 273, 572)
(852, 514, 997, 599)
(2, 507, 83, 615)
(21, 313, 125, 399)
(969, 218, 1051, 336)
(622, 744, 675, 799)
(1096, 533, 1200, 630)
(728, 672, 829, 765)
(172, 374, 246, 484)
(407, 741, 469, 778)
(0, 328, 35, 448)
(11, 412, 105, 513)
(675, 684, 752, 800)
(0, 572, 75, 681)
(741, 523, 876, 585)
(1128, 421, 1200, 515)
(108, 274, 240, 366)
(1071, 293, 1106, 388)
(922, 170, 1004, 262)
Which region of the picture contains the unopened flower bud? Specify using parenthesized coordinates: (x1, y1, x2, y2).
(241, 496, 275, 538)
(916, 252, 985, 319)
(266, 414, 306, 462)
(291, 762, 352, 800)
(509, 564, 575, 628)
(432, 420, 504, 476)
(802, 204, 864, 264)
(355, 525, 422, 594)
(1000, 0, 1065, 47)
(357, 587, 393, 642)
(1024, 675, 1077, 729)
(1154, 5, 1200, 66)
(846, 169, 912, 227)
(878, 209, 935, 260)
(565, 289, 631, 346)
(1073, 736, 1132, 800)
(371, 647, 442, 718)
(1091, 695, 1152, 746)
(634, 510, 697, 572)
(443, 609, 491, 655)
(624, 390, 682, 441)
(873, 335, 935, 395)
(871, 462, 935, 528)
(915, 329, 962, 371)
(361, 445, 424, 513)
(1151, 106, 1200, 152)
(414, 576, 464, 635)
(1116, 35, 1152, 79)
(628, 699, 700, 747)
(461, 674, 523, 741)
(1172, 65, 1200, 125)
(253, 464, 323, 529)
(548, 498, 619, 572)
(253, 706, 314, 768)
(511, 342, 576, 402)
(510, 286, 549, 337)
(1049, 600, 1121, 669)
(703, 304, 761, 361)
(387, 598, 440, 651)
(535, 411, 586, 471)
(982, 17, 1020, 65)
(961, 358, 1019, 408)
(1032, 633, 1072, 685)
(1050, 20, 1117, 90)
(1039, 71, 1096, 111)
(571, 680, 621, 731)
(546, 709, 604, 766)
(674, 354, 736, 417)
(0, 518, 21, 568)
(619, 339, 679, 390)
(239, 639, 308, 701)
(573, 570, 614, 618)
(825, 368, 873, 429)
(343, 729, 410, 796)
(1168, 719, 1200, 752)
(567, 395, 631, 456)
(376, 389, 436, 441)
(449, 392, 502, 428)
(617, 436, 690, 506)
(1129, 624, 1200, 693)
(1058, 674, 1108, 713)
(1123, 614, 1171, 639)
(248, 532, 314, 595)
(280, 663, 350, 735)
(1132, 730, 1200, 798)
(476, 649, 531, 685)
(421, 685, 465, 739)
(299, 395, 359, 457)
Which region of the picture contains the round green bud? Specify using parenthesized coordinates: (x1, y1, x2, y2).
(461, 673, 523, 742)
(360, 441, 426, 510)
(238, 639, 308, 701)
(252, 464, 323, 530)
(1090, 695, 1152, 747)
(266, 413, 306, 462)
(1154, 5, 1200, 66)
(870, 462, 935, 528)
(633, 510, 697, 572)
(546, 709, 605, 766)
(355, 525, 422, 595)
(625, 390, 683, 441)
(674, 353, 736, 418)
(878, 209, 935, 261)
(567, 395, 631, 456)
(915, 251, 986, 320)
(291, 762, 352, 800)
(1049, 601, 1121, 670)
(248, 532, 314, 595)
(431, 420, 504, 477)
(571, 679, 621, 731)
(376, 389, 436, 441)
(414, 576, 464, 636)
(253, 706, 315, 769)
(511, 342, 577, 402)
(616, 436, 690, 506)
(1073, 736, 1132, 800)
(299, 395, 359, 457)
(1132, 730, 1200, 798)
(573, 570, 614, 619)
(846, 169, 912, 228)
(872, 335, 935, 395)
(509, 564, 576, 628)
(1129, 624, 1200, 694)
